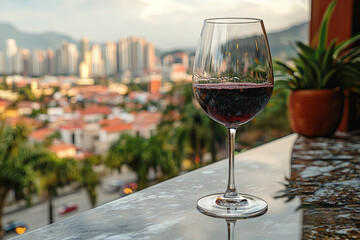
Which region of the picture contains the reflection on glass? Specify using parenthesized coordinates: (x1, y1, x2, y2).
(198, 199, 267, 240)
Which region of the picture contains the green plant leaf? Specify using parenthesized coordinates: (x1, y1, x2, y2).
(321, 68, 337, 88)
(275, 79, 296, 90)
(274, 60, 296, 76)
(334, 33, 360, 59)
(298, 53, 319, 88)
(297, 42, 316, 57)
(321, 40, 336, 73)
(337, 47, 360, 63)
(316, 0, 337, 59)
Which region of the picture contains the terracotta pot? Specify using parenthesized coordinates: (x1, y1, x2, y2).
(289, 89, 344, 137)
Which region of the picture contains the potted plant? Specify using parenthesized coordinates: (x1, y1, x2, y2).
(275, 0, 360, 137)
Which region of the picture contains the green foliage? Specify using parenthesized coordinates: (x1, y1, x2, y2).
(159, 83, 226, 165)
(15, 86, 37, 101)
(0, 76, 7, 90)
(34, 155, 99, 223)
(0, 123, 49, 234)
(253, 87, 290, 132)
(78, 159, 100, 207)
(31, 108, 47, 118)
(0, 123, 100, 229)
(105, 134, 176, 188)
(43, 131, 61, 147)
(275, 0, 360, 90)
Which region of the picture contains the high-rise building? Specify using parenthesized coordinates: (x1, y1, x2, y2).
(144, 42, 156, 74)
(6, 39, 18, 74)
(117, 37, 155, 77)
(118, 39, 130, 75)
(32, 49, 46, 76)
(0, 51, 5, 75)
(46, 48, 56, 75)
(105, 41, 117, 77)
(58, 42, 69, 75)
(80, 38, 89, 63)
(13, 50, 24, 74)
(54, 42, 79, 76)
(130, 37, 145, 77)
(91, 44, 105, 77)
(21, 49, 31, 76)
(55, 47, 62, 75)
(67, 43, 78, 75)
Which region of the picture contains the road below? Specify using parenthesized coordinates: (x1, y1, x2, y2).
(3, 169, 136, 239)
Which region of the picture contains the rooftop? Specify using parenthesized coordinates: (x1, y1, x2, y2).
(29, 128, 56, 141)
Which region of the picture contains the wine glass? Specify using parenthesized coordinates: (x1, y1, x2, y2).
(192, 18, 273, 218)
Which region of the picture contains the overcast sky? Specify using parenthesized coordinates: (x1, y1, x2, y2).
(0, 0, 309, 50)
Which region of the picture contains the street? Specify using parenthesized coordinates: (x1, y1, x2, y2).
(3, 169, 136, 239)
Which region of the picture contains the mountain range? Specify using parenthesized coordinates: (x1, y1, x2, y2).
(0, 23, 77, 51)
(0, 22, 308, 58)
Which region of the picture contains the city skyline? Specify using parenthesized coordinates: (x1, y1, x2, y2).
(0, 0, 309, 50)
(0, 37, 158, 78)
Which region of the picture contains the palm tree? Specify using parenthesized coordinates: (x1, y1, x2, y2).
(78, 158, 100, 208)
(142, 135, 176, 180)
(0, 123, 49, 237)
(34, 156, 99, 224)
(105, 134, 176, 188)
(106, 134, 148, 187)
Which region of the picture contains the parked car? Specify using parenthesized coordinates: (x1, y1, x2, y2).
(58, 202, 78, 215)
(4, 220, 28, 235)
(102, 179, 126, 193)
(121, 182, 138, 196)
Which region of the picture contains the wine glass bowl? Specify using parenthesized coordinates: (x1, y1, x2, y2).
(193, 18, 273, 218)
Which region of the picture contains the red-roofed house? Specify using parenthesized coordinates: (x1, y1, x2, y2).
(78, 106, 112, 122)
(49, 143, 77, 159)
(16, 101, 34, 116)
(4, 116, 43, 129)
(29, 128, 56, 143)
(59, 122, 85, 147)
(95, 118, 133, 154)
(132, 111, 162, 138)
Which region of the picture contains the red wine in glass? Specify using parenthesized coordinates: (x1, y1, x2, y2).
(193, 82, 273, 128)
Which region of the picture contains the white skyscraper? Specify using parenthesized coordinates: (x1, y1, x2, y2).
(67, 43, 78, 75)
(6, 39, 18, 74)
(46, 48, 56, 75)
(13, 50, 24, 74)
(118, 38, 130, 75)
(0, 51, 5, 75)
(32, 49, 46, 76)
(21, 49, 31, 76)
(91, 44, 105, 77)
(117, 37, 156, 77)
(105, 41, 117, 77)
(144, 42, 156, 73)
(130, 37, 145, 77)
(54, 42, 79, 75)
(80, 38, 90, 63)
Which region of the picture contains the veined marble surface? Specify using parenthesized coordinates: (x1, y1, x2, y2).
(11, 134, 323, 239)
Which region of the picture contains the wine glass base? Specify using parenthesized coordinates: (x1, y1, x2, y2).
(197, 193, 268, 219)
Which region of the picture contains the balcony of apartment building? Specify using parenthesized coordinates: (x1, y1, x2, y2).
(10, 1, 360, 239)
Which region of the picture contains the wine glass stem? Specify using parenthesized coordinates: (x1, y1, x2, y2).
(226, 220, 236, 240)
(224, 128, 239, 198)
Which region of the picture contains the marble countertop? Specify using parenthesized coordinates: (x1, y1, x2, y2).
(13, 132, 360, 240)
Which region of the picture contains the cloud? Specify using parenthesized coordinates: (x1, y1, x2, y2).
(0, 0, 309, 50)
